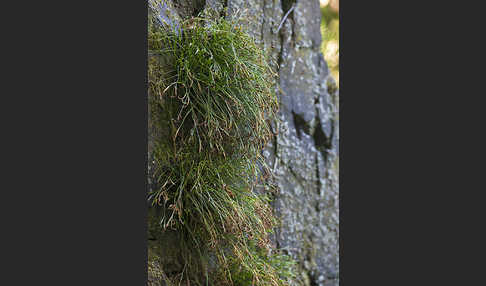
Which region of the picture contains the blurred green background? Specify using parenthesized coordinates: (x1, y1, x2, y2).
(320, 0, 339, 85)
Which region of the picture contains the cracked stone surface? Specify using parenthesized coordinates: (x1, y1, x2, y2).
(148, 1, 339, 285)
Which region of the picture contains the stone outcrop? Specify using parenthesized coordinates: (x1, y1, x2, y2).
(148, 1, 339, 285)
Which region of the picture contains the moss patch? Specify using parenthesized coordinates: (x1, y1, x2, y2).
(148, 13, 296, 286)
(148, 10, 291, 285)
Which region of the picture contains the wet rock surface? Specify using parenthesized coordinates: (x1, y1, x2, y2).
(148, 1, 339, 285)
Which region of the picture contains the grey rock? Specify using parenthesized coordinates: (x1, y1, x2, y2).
(148, 1, 339, 285)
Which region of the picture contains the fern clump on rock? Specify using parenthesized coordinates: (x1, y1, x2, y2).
(148, 14, 293, 285)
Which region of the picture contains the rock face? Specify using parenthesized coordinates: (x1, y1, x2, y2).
(148, 0, 339, 285)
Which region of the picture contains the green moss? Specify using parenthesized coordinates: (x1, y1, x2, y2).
(148, 13, 296, 286)
(228, 246, 298, 286)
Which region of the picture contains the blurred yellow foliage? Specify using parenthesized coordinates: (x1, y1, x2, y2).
(320, 1, 339, 85)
